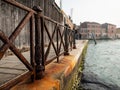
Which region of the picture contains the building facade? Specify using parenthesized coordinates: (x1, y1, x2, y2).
(79, 22, 116, 39)
(101, 28, 107, 38)
(102, 23, 116, 39)
(79, 22, 101, 39)
(116, 28, 120, 38)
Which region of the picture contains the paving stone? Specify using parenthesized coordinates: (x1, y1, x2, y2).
(0, 73, 16, 85)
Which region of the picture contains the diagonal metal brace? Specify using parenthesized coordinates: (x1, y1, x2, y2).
(0, 30, 33, 71)
(0, 12, 33, 60)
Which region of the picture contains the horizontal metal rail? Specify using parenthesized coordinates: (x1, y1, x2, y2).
(4, 0, 37, 14)
(0, 71, 32, 90)
(46, 52, 65, 65)
(39, 14, 71, 30)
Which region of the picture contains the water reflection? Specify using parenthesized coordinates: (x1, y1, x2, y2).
(80, 40, 120, 90)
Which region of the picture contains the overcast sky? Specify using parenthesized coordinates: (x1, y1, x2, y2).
(55, 0, 120, 27)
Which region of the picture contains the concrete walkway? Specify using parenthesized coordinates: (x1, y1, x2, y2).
(0, 51, 29, 85)
(11, 40, 88, 90)
(0, 44, 62, 86)
(0, 40, 88, 90)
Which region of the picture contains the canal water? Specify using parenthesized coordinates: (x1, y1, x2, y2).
(79, 40, 120, 90)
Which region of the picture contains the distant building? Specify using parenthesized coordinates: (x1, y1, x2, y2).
(79, 22, 101, 39)
(101, 28, 107, 38)
(116, 28, 120, 38)
(102, 23, 116, 39)
(79, 22, 116, 39)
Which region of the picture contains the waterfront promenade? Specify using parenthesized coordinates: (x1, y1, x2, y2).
(0, 40, 88, 90)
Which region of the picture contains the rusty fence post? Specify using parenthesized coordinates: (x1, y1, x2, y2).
(69, 29, 73, 51)
(30, 15, 35, 81)
(64, 24, 69, 55)
(40, 9, 45, 72)
(56, 26, 59, 62)
(33, 6, 45, 80)
(73, 30, 77, 49)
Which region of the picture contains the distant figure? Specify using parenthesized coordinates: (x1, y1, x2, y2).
(75, 30, 81, 40)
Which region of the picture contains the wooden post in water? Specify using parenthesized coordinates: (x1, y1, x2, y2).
(91, 32, 97, 45)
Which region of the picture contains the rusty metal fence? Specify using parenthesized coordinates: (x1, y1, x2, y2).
(0, 0, 76, 89)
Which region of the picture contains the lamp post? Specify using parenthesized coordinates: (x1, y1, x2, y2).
(60, 0, 62, 9)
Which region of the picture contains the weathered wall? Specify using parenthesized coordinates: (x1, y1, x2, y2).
(0, 0, 63, 48)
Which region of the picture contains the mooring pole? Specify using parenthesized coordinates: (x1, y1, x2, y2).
(91, 32, 97, 45)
